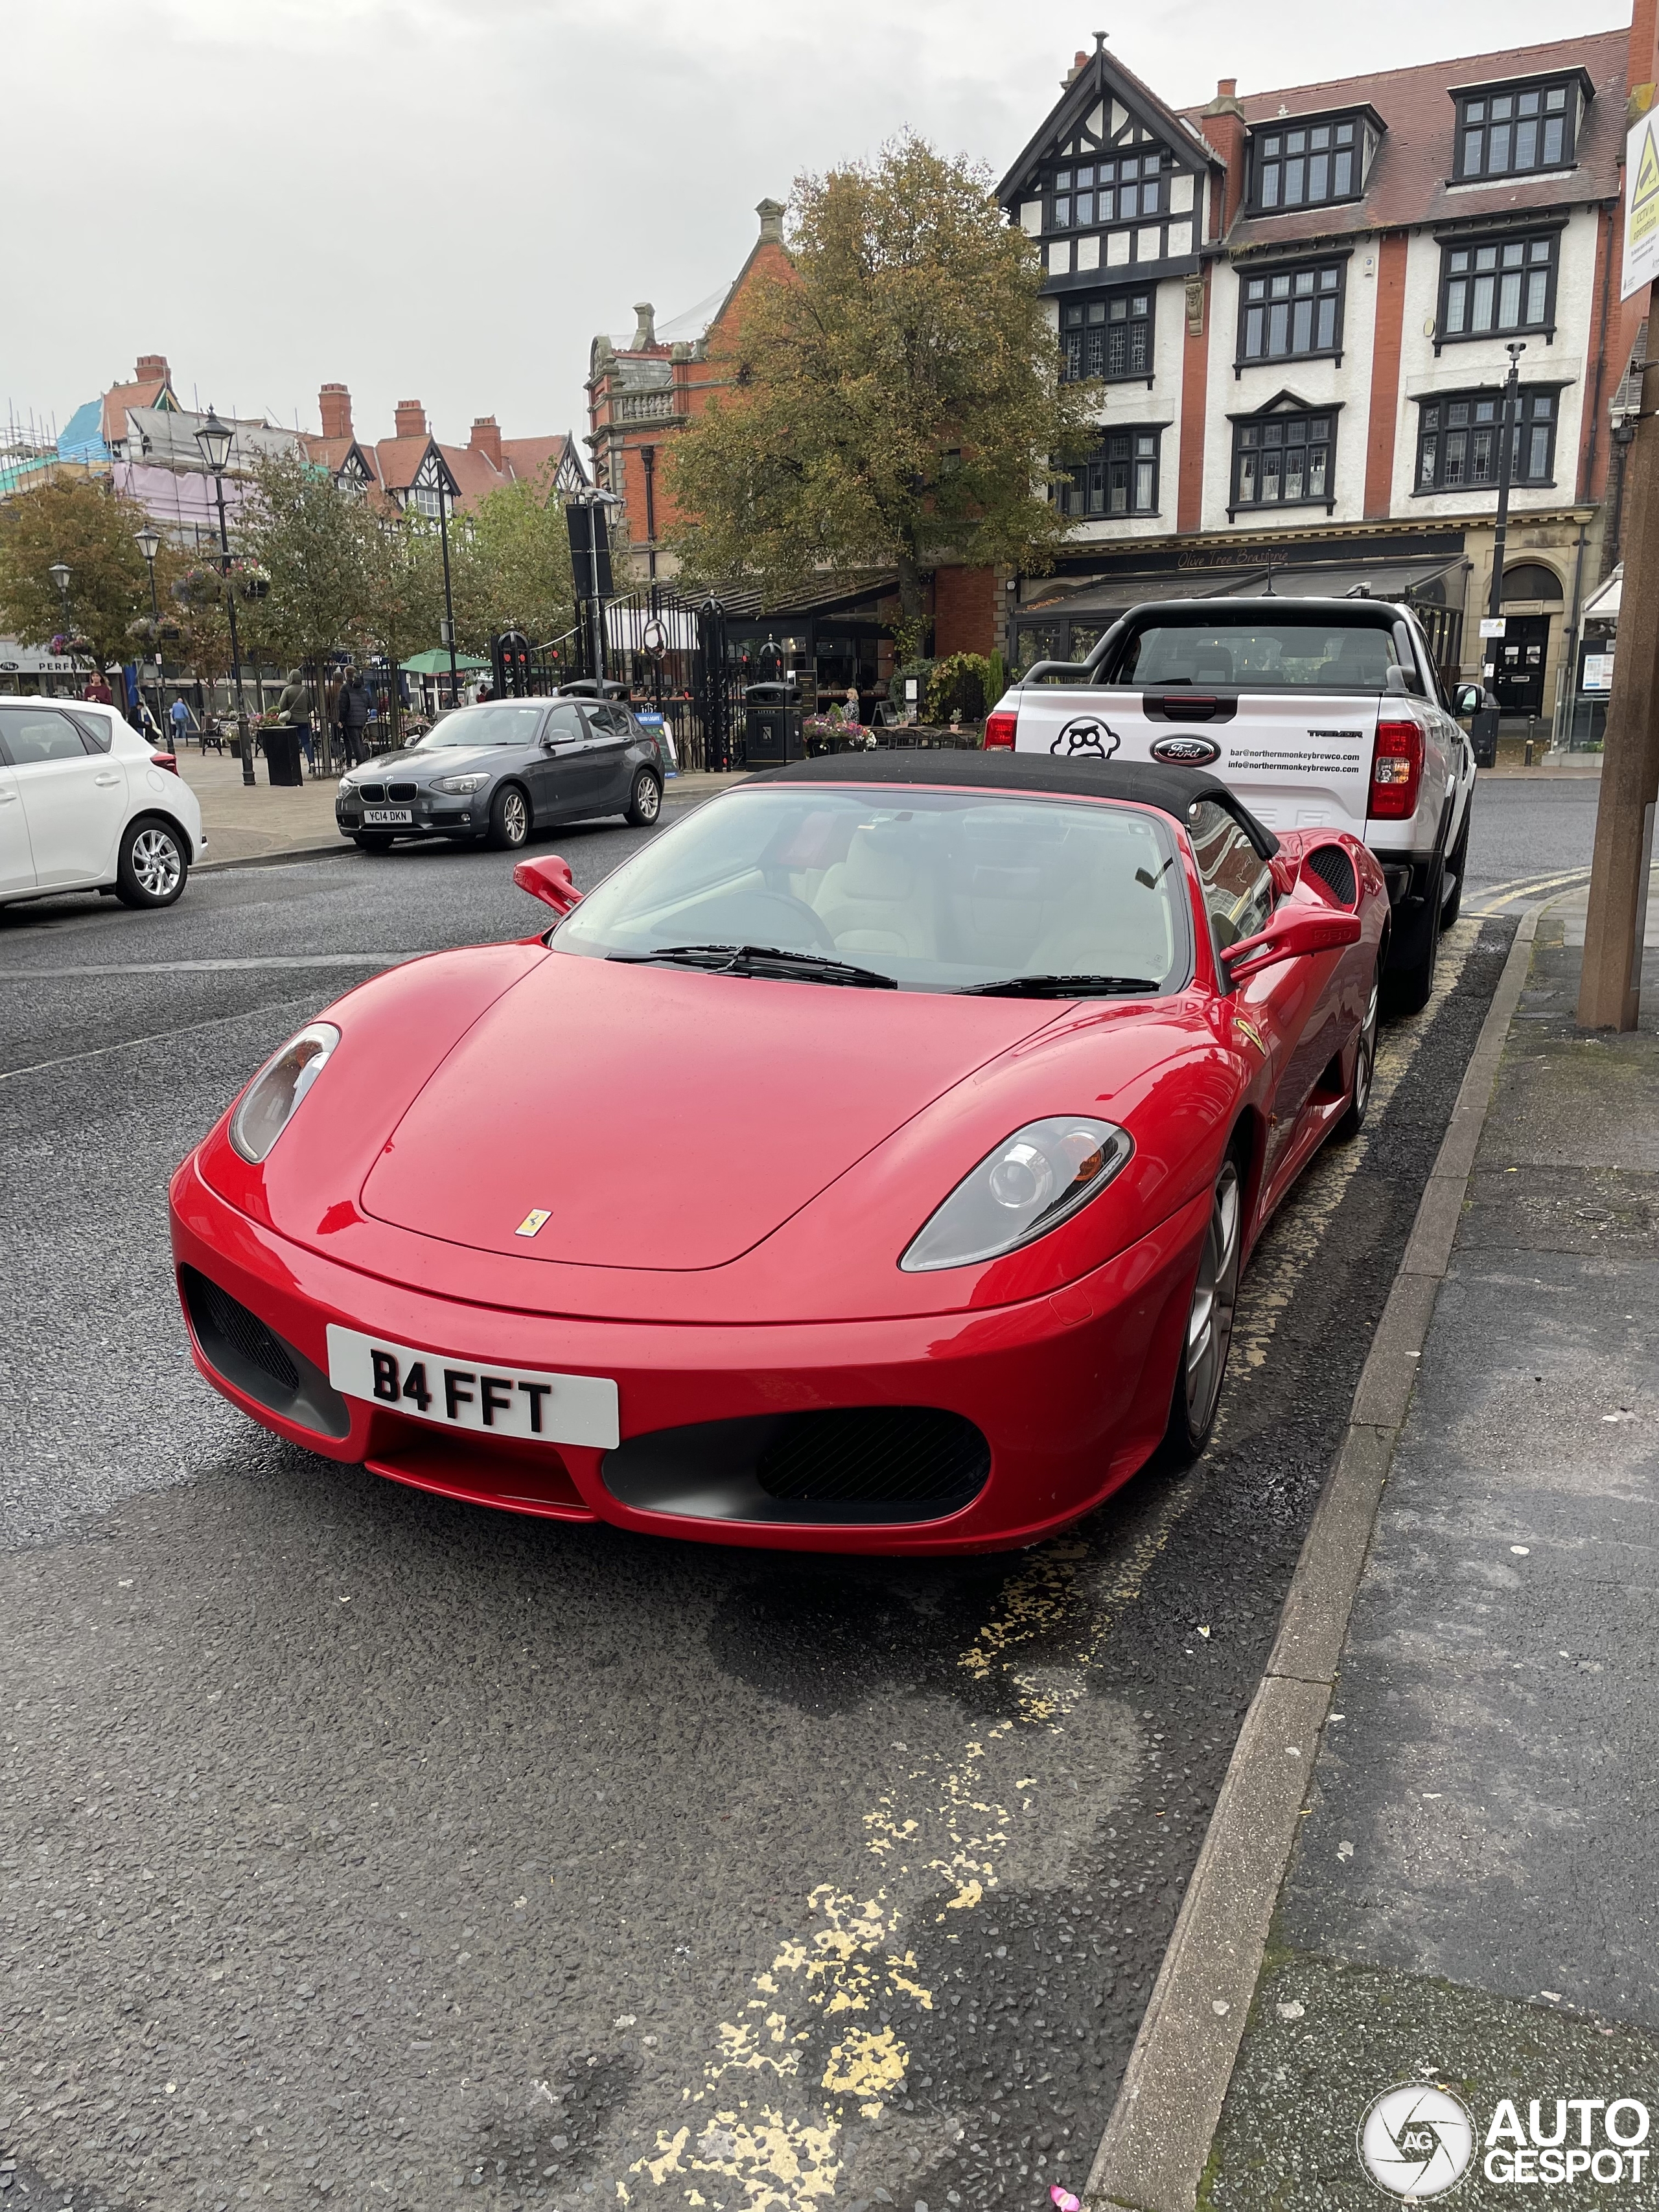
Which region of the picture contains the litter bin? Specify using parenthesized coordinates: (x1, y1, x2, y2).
(743, 681, 804, 766)
(263, 727, 305, 787)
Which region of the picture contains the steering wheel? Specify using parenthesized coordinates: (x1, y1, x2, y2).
(692, 889, 839, 955)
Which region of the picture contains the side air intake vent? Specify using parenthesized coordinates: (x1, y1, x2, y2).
(1304, 843, 1357, 907)
(180, 1266, 351, 1438)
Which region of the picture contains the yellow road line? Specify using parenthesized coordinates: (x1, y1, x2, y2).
(1472, 866, 1590, 916)
(623, 924, 1487, 2207)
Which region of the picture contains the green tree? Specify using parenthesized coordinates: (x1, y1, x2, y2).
(662, 134, 1099, 656)
(448, 473, 575, 657)
(0, 476, 157, 669)
(359, 508, 443, 745)
(242, 450, 373, 666)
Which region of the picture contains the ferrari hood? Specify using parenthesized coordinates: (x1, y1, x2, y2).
(359, 951, 1058, 1271)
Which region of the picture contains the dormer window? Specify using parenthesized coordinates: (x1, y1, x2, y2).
(1249, 111, 1378, 213)
(1454, 79, 1579, 180)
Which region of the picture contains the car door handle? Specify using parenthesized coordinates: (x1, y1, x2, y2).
(95, 772, 121, 786)
(0, 791, 15, 804)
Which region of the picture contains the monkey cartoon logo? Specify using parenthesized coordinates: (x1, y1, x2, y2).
(1050, 716, 1121, 760)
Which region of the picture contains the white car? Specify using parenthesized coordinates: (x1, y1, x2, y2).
(0, 696, 205, 910)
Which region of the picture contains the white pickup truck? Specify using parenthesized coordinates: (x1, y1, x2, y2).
(985, 597, 1477, 1012)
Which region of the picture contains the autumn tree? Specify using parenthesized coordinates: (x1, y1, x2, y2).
(241, 449, 374, 693)
(358, 509, 444, 744)
(663, 135, 1099, 655)
(0, 476, 158, 669)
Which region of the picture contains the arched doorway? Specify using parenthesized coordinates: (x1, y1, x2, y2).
(1495, 563, 1563, 717)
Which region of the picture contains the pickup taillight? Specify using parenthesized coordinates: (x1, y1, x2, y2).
(984, 709, 1017, 751)
(1368, 718, 1423, 821)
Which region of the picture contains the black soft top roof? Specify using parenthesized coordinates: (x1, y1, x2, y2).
(754, 749, 1279, 857)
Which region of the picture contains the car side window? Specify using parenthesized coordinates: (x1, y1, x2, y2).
(0, 706, 92, 765)
(68, 711, 113, 753)
(1188, 800, 1274, 953)
(544, 704, 587, 743)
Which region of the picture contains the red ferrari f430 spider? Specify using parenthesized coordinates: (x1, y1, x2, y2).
(170, 754, 1387, 1552)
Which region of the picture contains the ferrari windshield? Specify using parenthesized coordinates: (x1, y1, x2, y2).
(411, 703, 546, 748)
(553, 785, 1191, 994)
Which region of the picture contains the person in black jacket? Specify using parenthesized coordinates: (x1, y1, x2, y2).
(338, 672, 371, 766)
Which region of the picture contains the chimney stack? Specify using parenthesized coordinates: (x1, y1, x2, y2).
(1216, 77, 1238, 99)
(632, 302, 658, 350)
(469, 415, 504, 469)
(1063, 49, 1089, 86)
(756, 198, 786, 245)
(394, 399, 428, 441)
(319, 382, 353, 441)
(1200, 79, 1249, 234)
(135, 353, 169, 384)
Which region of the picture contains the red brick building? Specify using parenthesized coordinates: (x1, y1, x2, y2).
(301, 386, 588, 515)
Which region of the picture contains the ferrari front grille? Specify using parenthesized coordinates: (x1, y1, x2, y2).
(758, 1407, 989, 1506)
(1304, 843, 1358, 907)
(601, 1406, 992, 1525)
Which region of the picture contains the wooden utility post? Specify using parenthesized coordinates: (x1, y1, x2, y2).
(1580, 61, 1659, 1027)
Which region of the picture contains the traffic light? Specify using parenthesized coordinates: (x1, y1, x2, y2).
(492, 630, 532, 697)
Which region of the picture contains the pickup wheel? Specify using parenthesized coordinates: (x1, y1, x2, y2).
(1382, 850, 1443, 1018)
(1439, 805, 1471, 929)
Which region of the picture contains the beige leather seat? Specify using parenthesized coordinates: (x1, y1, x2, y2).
(1026, 859, 1178, 983)
(817, 826, 937, 960)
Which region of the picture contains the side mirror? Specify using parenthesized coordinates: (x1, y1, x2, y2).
(514, 854, 582, 915)
(1454, 683, 1483, 717)
(1223, 903, 1362, 989)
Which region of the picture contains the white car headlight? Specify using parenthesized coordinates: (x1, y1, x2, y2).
(900, 1117, 1133, 1272)
(433, 772, 489, 794)
(229, 1023, 341, 1163)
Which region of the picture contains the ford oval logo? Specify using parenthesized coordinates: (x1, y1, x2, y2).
(1150, 734, 1221, 767)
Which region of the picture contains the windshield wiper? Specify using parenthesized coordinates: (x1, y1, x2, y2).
(607, 942, 898, 988)
(958, 973, 1160, 999)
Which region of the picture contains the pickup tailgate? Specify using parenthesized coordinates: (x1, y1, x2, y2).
(1010, 688, 1382, 839)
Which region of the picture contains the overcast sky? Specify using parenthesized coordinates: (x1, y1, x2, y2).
(4, 0, 1630, 460)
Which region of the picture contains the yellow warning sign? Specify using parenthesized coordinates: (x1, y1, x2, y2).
(1625, 115, 1659, 299)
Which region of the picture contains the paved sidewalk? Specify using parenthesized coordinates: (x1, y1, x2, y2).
(174, 749, 739, 869)
(1196, 894, 1659, 2207)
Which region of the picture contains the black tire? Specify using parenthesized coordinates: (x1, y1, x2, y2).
(624, 768, 663, 828)
(1382, 850, 1443, 1017)
(353, 832, 394, 854)
(1332, 958, 1382, 1143)
(1439, 803, 1471, 929)
(485, 783, 531, 851)
(1160, 1150, 1244, 1466)
(115, 815, 188, 909)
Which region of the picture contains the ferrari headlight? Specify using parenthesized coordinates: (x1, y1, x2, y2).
(432, 772, 489, 794)
(229, 1023, 341, 1163)
(900, 1117, 1133, 1272)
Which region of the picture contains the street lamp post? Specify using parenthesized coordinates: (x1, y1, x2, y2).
(1471, 342, 1526, 769)
(194, 407, 254, 786)
(135, 525, 163, 738)
(413, 447, 461, 712)
(48, 562, 72, 686)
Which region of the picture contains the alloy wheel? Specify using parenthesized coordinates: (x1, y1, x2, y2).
(634, 773, 661, 824)
(501, 789, 528, 845)
(1353, 973, 1380, 1121)
(131, 826, 182, 900)
(1184, 1159, 1242, 1439)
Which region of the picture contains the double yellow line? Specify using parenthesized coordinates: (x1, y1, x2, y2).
(1472, 865, 1592, 916)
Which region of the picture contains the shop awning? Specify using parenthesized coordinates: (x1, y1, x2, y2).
(1582, 565, 1621, 623)
(399, 649, 490, 675)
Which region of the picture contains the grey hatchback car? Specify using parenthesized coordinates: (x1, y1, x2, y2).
(335, 698, 664, 853)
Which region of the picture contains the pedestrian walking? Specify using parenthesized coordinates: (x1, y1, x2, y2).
(338, 671, 371, 766)
(168, 697, 193, 748)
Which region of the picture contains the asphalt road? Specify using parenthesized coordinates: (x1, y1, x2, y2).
(1463, 774, 1601, 911)
(0, 793, 1529, 2212)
